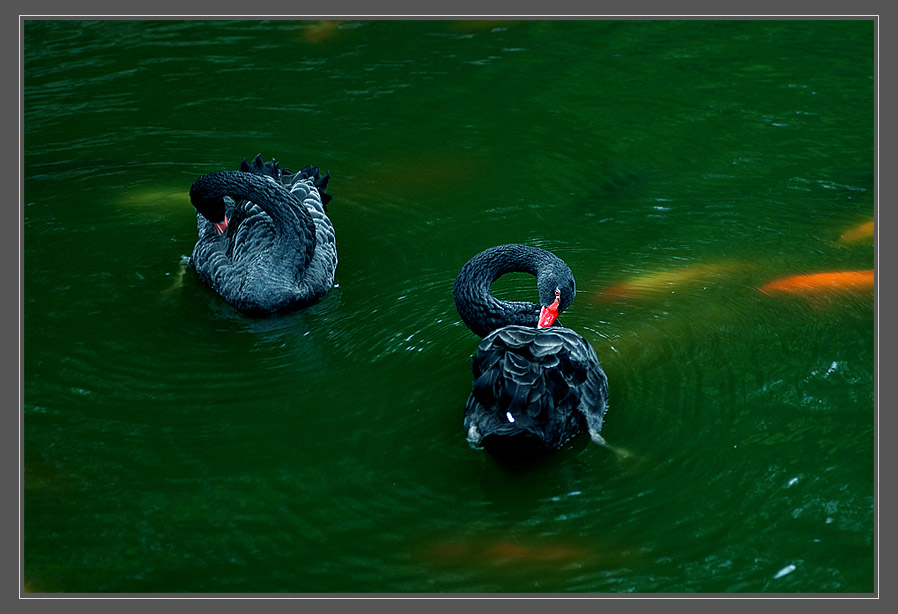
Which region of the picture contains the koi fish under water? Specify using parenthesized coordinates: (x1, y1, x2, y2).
(423, 536, 604, 569)
(418, 529, 648, 575)
(593, 262, 752, 303)
(301, 21, 340, 43)
(759, 270, 874, 296)
(838, 220, 874, 244)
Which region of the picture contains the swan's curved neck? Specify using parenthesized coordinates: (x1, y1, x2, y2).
(190, 170, 316, 247)
(453, 244, 568, 338)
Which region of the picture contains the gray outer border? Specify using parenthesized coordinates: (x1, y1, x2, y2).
(11, 1, 887, 608)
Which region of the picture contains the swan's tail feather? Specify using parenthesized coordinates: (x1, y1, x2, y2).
(295, 164, 334, 209)
(238, 155, 333, 209)
(239, 153, 281, 179)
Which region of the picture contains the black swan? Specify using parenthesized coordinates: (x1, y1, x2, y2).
(188, 154, 336, 316)
(453, 244, 609, 458)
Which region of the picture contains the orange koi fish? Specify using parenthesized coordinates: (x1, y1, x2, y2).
(594, 263, 750, 303)
(759, 270, 874, 296)
(425, 538, 592, 567)
(839, 220, 874, 243)
(483, 542, 588, 563)
(302, 20, 340, 43)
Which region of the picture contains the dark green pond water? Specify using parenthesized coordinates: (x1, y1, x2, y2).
(23, 19, 875, 594)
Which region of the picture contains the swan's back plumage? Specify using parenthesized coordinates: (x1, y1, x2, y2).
(464, 325, 608, 457)
(189, 155, 336, 316)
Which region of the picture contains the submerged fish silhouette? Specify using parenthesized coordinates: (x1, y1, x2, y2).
(838, 220, 874, 244)
(425, 537, 592, 566)
(301, 20, 340, 42)
(594, 262, 751, 303)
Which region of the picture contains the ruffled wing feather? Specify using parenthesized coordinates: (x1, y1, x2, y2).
(464, 325, 608, 455)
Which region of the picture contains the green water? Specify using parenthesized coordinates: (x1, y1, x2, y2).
(23, 19, 875, 594)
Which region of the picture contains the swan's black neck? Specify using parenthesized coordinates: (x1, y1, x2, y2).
(189, 170, 317, 257)
(453, 244, 576, 338)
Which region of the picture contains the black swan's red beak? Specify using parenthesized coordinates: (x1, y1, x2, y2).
(537, 297, 560, 328)
(213, 216, 229, 235)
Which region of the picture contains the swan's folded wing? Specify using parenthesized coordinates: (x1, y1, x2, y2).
(188, 160, 338, 315)
(465, 325, 607, 450)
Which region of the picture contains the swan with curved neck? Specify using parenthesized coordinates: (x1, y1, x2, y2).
(453, 244, 576, 337)
(454, 244, 608, 458)
(188, 155, 336, 316)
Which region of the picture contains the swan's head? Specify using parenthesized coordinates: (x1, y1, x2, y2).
(190, 191, 230, 235)
(536, 268, 576, 328)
